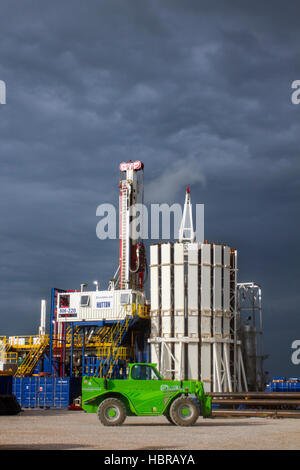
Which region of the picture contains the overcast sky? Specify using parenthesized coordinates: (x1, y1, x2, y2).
(0, 0, 299, 377)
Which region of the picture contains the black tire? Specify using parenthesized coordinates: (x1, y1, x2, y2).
(169, 396, 199, 426)
(97, 398, 126, 426)
(164, 411, 176, 425)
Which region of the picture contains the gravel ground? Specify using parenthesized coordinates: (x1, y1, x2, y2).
(0, 409, 299, 450)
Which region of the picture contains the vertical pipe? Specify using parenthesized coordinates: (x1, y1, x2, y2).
(224, 343, 233, 392)
(239, 347, 248, 392)
(233, 250, 238, 392)
(213, 352, 216, 392)
(60, 323, 65, 377)
(39, 300, 46, 336)
(62, 323, 66, 377)
(49, 288, 56, 376)
(258, 286, 264, 388)
(213, 343, 222, 392)
(70, 323, 74, 378)
(82, 328, 85, 377)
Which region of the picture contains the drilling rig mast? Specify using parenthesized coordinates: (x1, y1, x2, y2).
(119, 160, 147, 291)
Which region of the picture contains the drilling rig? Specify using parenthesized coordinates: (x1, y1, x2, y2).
(48, 161, 150, 377)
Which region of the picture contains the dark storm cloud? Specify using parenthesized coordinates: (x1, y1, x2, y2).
(0, 0, 299, 376)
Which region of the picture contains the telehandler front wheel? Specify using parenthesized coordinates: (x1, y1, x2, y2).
(169, 396, 199, 426)
(97, 398, 126, 426)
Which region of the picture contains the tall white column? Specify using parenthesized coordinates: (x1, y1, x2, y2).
(161, 243, 173, 379)
(150, 244, 160, 368)
(174, 243, 185, 380)
(200, 243, 212, 392)
(187, 243, 199, 380)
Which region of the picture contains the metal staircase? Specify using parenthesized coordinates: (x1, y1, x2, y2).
(15, 336, 49, 377)
(0, 336, 17, 369)
(87, 326, 112, 348)
(96, 306, 135, 378)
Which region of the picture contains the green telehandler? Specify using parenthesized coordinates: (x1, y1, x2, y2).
(82, 363, 211, 426)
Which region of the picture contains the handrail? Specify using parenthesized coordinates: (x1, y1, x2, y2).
(8, 335, 49, 349)
(14, 336, 49, 377)
(96, 304, 134, 378)
(4, 352, 18, 364)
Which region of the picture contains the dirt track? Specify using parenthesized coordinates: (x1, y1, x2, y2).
(0, 409, 300, 450)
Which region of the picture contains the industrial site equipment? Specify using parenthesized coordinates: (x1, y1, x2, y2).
(0, 160, 269, 411)
(237, 282, 267, 391)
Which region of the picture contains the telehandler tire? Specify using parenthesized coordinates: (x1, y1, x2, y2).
(97, 398, 126, 426)
(164, 411, 176, 425)
(169, 396, 199, 426)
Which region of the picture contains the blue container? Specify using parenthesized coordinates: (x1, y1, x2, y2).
(0, 376, 13, 395)
(287, 378, 300, 392)
(13, 377, 81, 409)
(265, 377, 300, 393)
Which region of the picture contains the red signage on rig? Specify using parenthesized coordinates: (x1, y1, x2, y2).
(120, 161, 142, 172)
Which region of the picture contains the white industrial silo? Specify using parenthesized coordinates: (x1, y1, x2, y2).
(149, 241, 248, 393)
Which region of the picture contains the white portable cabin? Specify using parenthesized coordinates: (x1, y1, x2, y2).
(56, 289, 146, 323)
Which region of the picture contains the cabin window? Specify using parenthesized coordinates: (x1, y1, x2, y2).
(59, 295, 70, 308)
(80, 295, 90, 307)
(120, 293, 130, 305)
(131, 364, 160, 380)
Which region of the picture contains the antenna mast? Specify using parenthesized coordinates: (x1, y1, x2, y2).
(179, 187, 195, 244)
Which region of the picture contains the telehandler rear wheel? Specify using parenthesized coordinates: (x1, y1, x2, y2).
(169, 396, 199, 426)
(97, 398, 126, 426)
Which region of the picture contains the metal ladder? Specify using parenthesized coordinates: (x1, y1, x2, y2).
(15, 336, 49, 377)
(96, 306, 134, 378)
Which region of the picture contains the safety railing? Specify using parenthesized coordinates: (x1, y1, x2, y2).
(3, 352, 18, 364)
(59, 326, 113, 349)
(96, 346, 130, 359)
(105, 345, 128, 378)
(8, 335, 49, 349)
